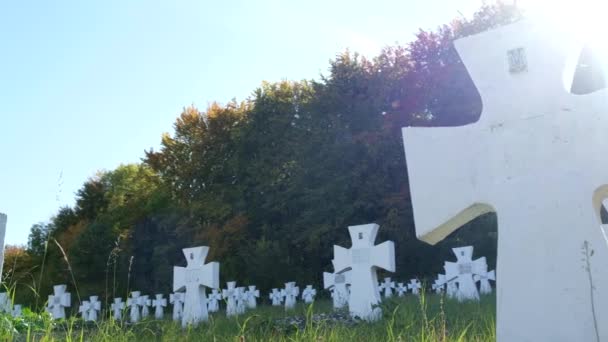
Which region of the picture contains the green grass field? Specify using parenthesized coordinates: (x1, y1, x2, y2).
(0, 293, 495, 341)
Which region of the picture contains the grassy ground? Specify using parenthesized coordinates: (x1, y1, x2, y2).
(0, 293, 495, 341)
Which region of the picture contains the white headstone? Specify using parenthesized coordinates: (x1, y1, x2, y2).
(407, 279, 422, 296)
(474, 270, 496, 295)
(222, 281, 238, 317)
(281, 282, 299, 310)
(323, 270, 351, 309)
(0, 292, 9, 313)
(207, 289, 222, 313)
(400, 18, 608, 340)
(46, 284, 71, 319)
(396, 283, 407, 297)
(139, 295, 151, 318)
(332, 223, 395, 321)
(174, 246, 220, 327)
(111, 298, 125, 320)
(169, 292, 185, 322)
(302, 285, 317, 303)
(444, 247, 487, 301)
(269, 288, 283, 306)
(235, 287, 247, 314)
(0, 213, 6, 284)
(245, 285, 259, 309)
(152, 294, 167, 319)
(378, 277, 395, 298)
(12, 304, 21, 318)
(127, 291, 142, 323)
(87, 296, 101, 321)
(78, 300, 90, 320)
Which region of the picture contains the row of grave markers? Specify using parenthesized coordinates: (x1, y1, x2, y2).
(0, 223, 494, 327)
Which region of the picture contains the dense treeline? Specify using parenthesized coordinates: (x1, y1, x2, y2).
(5, 4, 521, 309)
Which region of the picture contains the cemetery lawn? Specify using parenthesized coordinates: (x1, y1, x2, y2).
(1, 294, 495, 341)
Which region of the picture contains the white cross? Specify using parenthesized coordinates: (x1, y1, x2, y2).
(302, 285, 317, 304)
(407, 279, 422, 296)
(222, 281, 238, 317)
(87, 296, 101, 321)
(0, 292, 9, 313)
(245, 285, 260, 309)
(78, 300, 90, 320)
(12, 304, 21, 318)
(127, 291, 142, 323)
(235, 287, 247, 314)
(0, 213, 7, 285)
(432, 275, 445, 294)
(332, 223, 395, 321)
(402, 19, 608, 341)
(138, 295, 151, 318)
(46, 284, 71, 319)
(269, 288, 283, 306)
(378, 277, 395, 298)
(152, 294, 167, 319)
(111, 298, 125, 320)
(323, 270, 351, 309)
(396, 283, 407, 297)
(169, 292, 185, 322)
(281, 282, 299, 310)
(173, 246, 219, 327)
(444, 247, 487, 302)
(207, 289, 222, 313)
(474, 270, 496, 295)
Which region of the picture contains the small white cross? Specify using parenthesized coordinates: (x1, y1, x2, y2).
(138, 295, 151, 318)
(281, 282, 299, 310)
(269, 288, 283, 306)
(87, 296, 101, 321)
(169, 292, 185, 322)
(396, 283, 407, 297)
(245, 286, 260, 309)
(235, 287, 247, 315)
(222, 281, 238, 317)
(323, 270, 351, 309)
(444, 246, 487, 302)
(408, 279, 422, 296)
(111, 298, 125, 320)
(302, 285, 317, 303)
(46, 284, 71, 319)
(152, 294, 167, 319)
(378, 277, 395, 298)
(207, 289, 222, 313)
(127, 291, 142, 323)
(474, 269, 496, 295)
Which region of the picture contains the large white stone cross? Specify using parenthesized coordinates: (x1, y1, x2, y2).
(47, 284, 71, 319)
(402, 19, 608, 341)
(323, 270, 351, 309)
(444, 246, 487, 301)
(0, 213, 6, 285)
(173, 246, 219, 327)
(332, 223, 395, 321)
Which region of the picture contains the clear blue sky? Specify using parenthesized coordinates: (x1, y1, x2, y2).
(0, 0, 483, 245)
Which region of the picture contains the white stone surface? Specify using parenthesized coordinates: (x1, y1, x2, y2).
(152, 294, 167, 319)
(174, 246, 220, 327)
(12, 304, 21, 318)
(87, 296, 101, 321)
(474, 270, 496, 295)
(269, 288, 283, 306)
(0, 213, 6, 285)
(302, 285, 317, 303)
(111, 298, 125, 320)
(408, 279, 422, 296)
(396, 283, 407, 297)
(207, 289, 222, 313)
(223, 281, 238, 317)
(333, 223, 395, 321)
(323, 270, 351, 309)
(78, 300, 90, 320)
(139, 295, 152, 318)
(378, 277, 395, 298)
(169, 292, 185, 322)
(127, 291, 142, 323)
(281, 282, 299, 310)
(245, 286, 259, 309)
(444, 246, 487, 301)
(46, 284, 71, 319)
(401, 19, 608, 341)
